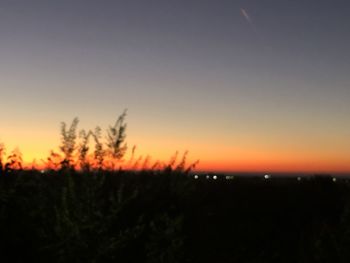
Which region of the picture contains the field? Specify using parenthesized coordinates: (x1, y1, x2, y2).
(1, 169, 350, 262)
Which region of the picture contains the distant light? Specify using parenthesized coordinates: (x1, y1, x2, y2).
(264, 174, 271, 179)
(226, 176, 234, 180)
(206, 175, 210, 179)
(194, 175, 199, 179)
(213, 175, 218, 180)
(333, 177, 337, 182)
(297, 177, 301, 181)
(41, 170, 46, 174)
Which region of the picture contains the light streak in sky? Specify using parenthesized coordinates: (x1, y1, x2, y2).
(240, 8, 259, 35)
(240, 8, 253, 25)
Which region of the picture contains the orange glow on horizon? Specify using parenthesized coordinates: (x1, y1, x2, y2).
(12, 148, 350, 174)
(2, 125, 350, 174)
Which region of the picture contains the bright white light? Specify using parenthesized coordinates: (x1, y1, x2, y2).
(264, 174, 270, 179)
(333, 177, 337, 182)
(194, 175, 199, 179)
(213, 175, 217, 180)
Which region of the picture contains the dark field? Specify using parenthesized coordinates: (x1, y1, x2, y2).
(1, 170, 350, 262)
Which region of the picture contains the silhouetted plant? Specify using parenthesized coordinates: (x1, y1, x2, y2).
(185, 159, 199, 174)
(78, 129, 92, 171)
(162, 151, 199, 174)
(45, 150, 62, 170)
(169, 151, 179, 169)
(175, 151, 188, 172)
(92, 126, 105, 170)
(0, 143, 5, 173)
(0, 110, 209, 262)
(151, 161, 161, 171)
(132, 155, 143, 171)
(5, 148, 23, 172)
(60, 117, 79, 169)
(142, 155, 151, 171)
(106, 109, 128, 165)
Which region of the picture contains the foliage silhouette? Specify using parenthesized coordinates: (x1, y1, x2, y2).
(78, 129, 92, 171)
(5, 148, 23, 172)
(60, 117, 79, 169)
(92, 126, 105, 170)
(0, 143, 5, 174)
(106, 109, 128, 163)
(0, 110, 203, 262)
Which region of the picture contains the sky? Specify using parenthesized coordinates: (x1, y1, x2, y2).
(1, 0, 350, 173)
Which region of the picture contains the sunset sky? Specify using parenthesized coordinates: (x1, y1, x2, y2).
(1, 0, 350, 173)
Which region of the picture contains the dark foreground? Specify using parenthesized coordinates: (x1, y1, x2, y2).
(1, 170, 350, 262)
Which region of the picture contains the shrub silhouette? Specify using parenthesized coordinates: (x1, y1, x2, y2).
(78, 129, 92, 171)
(49, 110, 198, 173)
(0, 143, 5, 173)
(106, 109, 128, 164)
(46, 150, 62, 170)
(5, 148, 23, 172)
(60, 117, 79, 169)
(0, 110, 203, 262)
(92, 126, 105, 170)
(56, 111, 126, 171)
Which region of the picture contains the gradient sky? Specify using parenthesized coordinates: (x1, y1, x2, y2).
(1, 0, 350, 173)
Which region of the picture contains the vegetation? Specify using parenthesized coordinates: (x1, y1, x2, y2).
(1, 111, 350, 262)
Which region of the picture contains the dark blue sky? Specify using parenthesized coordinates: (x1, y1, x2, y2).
(1, 0, 350, 171)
